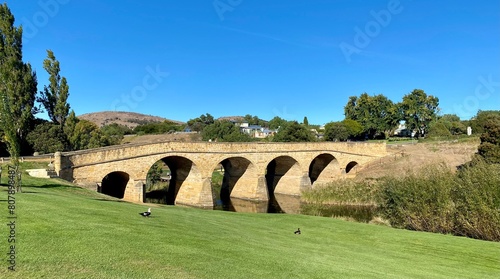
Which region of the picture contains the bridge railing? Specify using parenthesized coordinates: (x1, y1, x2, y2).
(0, 154, 55, 163)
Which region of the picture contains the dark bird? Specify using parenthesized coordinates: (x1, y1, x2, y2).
(139, 208, 151, 217)
(294, 228, 301, 234)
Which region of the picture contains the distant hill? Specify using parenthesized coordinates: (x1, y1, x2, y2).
(217, 116, 269, 124)
(78, 111, 185, 128)
(217, 116, 245, 122)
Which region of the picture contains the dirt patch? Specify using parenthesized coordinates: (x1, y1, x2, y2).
(121, 133, 202, 144)
(356, 140, 480, 180)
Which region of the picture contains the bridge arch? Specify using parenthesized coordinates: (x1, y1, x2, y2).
(220, 157, 254, 201)
(266, 156, 306, 196)
(156, 155, 203, 205)
(345, 161, 359, 174)
(210, 157, 255, 208)
(100, 171, 129, 199)
(144, 160, 171, 204)
(308, 153, 340, 186)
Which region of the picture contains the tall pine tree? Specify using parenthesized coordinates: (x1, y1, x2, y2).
(38, 49, 70, 127)
(0, 3, 38, 191)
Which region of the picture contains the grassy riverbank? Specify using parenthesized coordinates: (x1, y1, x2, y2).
(1, 170, 499, 278)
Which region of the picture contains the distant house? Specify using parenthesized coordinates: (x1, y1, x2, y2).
(261, 128, 277, 138)
(393, 123, 412, 137)
(238, 124, 277, 138)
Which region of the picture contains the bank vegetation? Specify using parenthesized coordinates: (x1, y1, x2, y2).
(302, 160, 500, 241)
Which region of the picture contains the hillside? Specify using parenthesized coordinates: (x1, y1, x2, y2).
(356, 139, 480, 180)
(121, 132, 202, 144)
(78, 111, 185, 128)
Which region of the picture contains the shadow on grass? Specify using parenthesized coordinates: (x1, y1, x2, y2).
(1, 183, 77, 194)
(1, 183, 75, 189)
(33, 184, 76, 189)
(94, 198, 126, 203)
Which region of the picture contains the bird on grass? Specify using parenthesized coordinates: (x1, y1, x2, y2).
(294, 228, 301, 234)
(139, 208, 151, 217)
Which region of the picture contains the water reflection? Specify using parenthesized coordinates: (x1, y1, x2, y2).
(214, 197, 275, 213)
(274, 194, 301, 214)
(146, 186, 377, 223)
(213, 194, 302, 214)
(229, 198, 268, 213)
(214, 195, 377, 222)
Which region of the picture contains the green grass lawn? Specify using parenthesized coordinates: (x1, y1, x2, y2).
(1, 171, 499, 279)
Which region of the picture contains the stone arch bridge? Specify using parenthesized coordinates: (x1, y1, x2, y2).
(54, 141, 386, 208)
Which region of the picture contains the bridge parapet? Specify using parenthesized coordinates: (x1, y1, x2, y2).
(59, 141, 386, 168)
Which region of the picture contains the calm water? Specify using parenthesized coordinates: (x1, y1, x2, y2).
(214, 194, 378, 223)
(145, 185, 377, 222)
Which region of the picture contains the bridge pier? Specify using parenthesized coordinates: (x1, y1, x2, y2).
(123, 179, 145, 203)
(230, 175, 268, 201)
(274, 172, 312, 196)
(175, 176, 213, 208)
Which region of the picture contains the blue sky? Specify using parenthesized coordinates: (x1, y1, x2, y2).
(6, 0, 500, 125)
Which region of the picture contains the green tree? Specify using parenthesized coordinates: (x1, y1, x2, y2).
(242, 114, 266, 126)
(344, 96, 358, 119)
(477, 114, 500, 164)
(202, 120, 252, 142)
(64, 110, 79, 150)
(344, 93, 400, 139)
(400, 89, 439, 138)
(427, 121, 452, 138)
(0, 3, 38, 191)
(27, 122, 69, 153)
(101, 123, 132, 145)
(187, 113, 214, 132)
(342, 119, 364, 139)
(147, 161, 163, 186)
(37, 50, 70, 127)
(133, 120, 181, 135)
(303, 116, 309, 126)
(70, 120, 107, 150)
(323, 120, 362, 141)
(434, 114, 466, 135)
(268, 116, 287, 130)
(469, 110, 500, 135)
(324, 122, 349, 141)
(273, 121, 315, 142)
(243, 114, 253, 124)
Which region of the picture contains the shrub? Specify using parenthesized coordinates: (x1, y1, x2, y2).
(302, 179, 378, 205)
(378, 161, 500, 241)
(378, 164, 455, 233)
(452, 161, 500, 241)
(427, 122, 452, 138)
